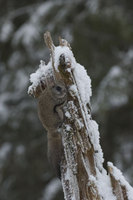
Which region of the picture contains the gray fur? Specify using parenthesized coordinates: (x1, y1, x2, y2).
(37, 80, 67, 178)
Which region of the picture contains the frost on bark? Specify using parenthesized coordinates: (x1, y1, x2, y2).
(28, 32, 133, 200)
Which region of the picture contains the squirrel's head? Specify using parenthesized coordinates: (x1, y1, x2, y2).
(50, 82, 67, 103)
(46, 76, 67, 103)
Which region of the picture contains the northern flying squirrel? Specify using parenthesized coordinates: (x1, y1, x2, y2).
(37, 78, 67, 178)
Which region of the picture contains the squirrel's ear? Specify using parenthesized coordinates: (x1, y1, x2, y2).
(40, 80, 46, 90)
(46, 75, 55, 87)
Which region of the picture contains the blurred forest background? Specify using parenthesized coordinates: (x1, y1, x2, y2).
(0, 0, 133, 200)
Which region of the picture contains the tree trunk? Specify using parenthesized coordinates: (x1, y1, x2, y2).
(28, 32, 133, 200)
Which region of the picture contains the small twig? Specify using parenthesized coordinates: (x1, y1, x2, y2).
(44, 31, 55, 72)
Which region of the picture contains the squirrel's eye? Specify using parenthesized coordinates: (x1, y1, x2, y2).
(56, 86, 62, 92)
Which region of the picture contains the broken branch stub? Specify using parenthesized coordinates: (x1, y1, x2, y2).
(44, 31, 56, 74)
(59, 36, 72, 49)
(108, 163, 129, 200)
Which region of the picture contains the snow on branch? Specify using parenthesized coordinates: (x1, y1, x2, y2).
(108, 162, 133, 200)
(28, 32, 133, 200)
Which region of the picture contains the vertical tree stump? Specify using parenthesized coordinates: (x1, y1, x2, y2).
(28, 32, 133, 200)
